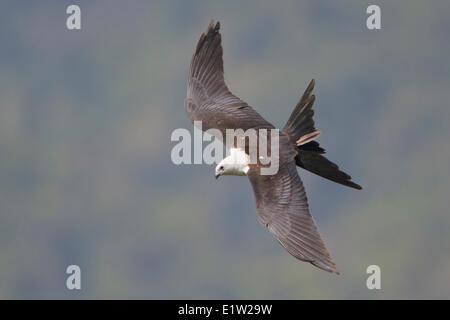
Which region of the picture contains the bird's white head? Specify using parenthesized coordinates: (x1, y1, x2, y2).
(215, 148, 250, 179)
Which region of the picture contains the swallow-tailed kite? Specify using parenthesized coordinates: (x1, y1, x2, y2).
(185, 21, 362, 274)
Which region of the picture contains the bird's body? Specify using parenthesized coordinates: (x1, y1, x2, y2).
(185, 21, 361, 274)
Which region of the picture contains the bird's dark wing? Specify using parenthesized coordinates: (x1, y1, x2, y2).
(247, 159, 339, 274)
(186, 20, 273, 137)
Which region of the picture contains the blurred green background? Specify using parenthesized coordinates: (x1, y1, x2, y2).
(1, 0, 450, 299)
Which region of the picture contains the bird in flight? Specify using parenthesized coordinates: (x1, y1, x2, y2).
(185, 20, 361, 274)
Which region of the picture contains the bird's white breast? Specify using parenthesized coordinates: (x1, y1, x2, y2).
(226, 148, 250, 174)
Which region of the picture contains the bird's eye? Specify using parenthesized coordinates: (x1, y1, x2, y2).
(219, 166, 224, 170)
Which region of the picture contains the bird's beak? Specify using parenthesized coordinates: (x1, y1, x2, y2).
(215, 173, 221, 179)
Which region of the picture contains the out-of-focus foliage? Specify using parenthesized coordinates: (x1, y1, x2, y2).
(1, 0, 449, 298)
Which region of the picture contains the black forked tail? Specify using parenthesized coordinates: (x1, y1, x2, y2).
(295, 151, 362, 190)
(283, 79, 318, 143)
(284, 79, 362, 190)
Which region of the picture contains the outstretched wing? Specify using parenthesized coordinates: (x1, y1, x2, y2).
(186, 20, 273, 138)
(247, 159, 339, 274)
